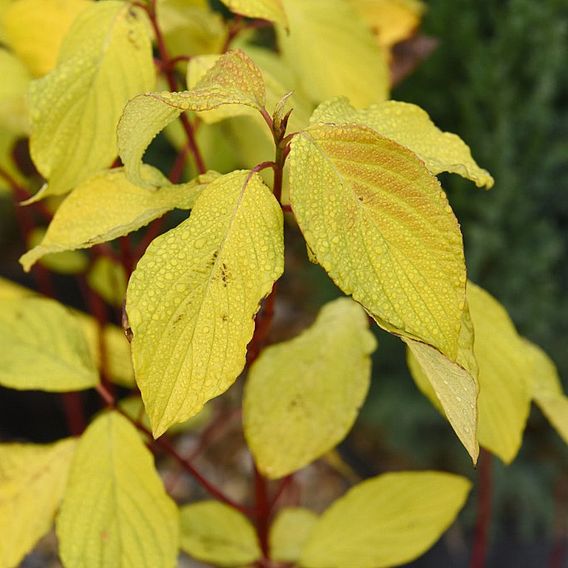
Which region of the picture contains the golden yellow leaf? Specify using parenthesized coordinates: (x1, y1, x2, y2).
(0, 296, 98, 391)
(289, 124, 466, 360)
(347, 0, 425, 48)
(0, 439, 76, 568)
(20, 167, 216, 271)
(29, 1, 155, 198)
(278, 0, 389, 107)
(1, 0, 90, 76)
(0, 47, 30, 135)
(57, 412, 179, 568)
(220, 0, 287, 27)
(86, 256, 127, 307)
(244, 298, 376, 478)
(467, 282, 532, 463)
(270, 508, 318, 564)
(180, 501, 261, 566)
(524, 339, 568, 444)
(126, 171, 283, 436)
(118, 49, 265, 189)
(158, 0, 227, 59)
(300, 471, 471, 568)
(311, 97, 494, 188)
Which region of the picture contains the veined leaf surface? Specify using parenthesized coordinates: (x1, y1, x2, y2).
(289, 124, 466, 360)
(1, 0, 89, 76)
(180, 501, 261, 566)
(29, 1, 154, 198)
(311, 98, 494, 188)
(244, 298, 376, 478)
(467, 282, 532, 463)
(300, 471, 471, 568)
(220, 0, 287, 27)
(0, 439, 76, 568)
(118, 49, 266, 189)
(278, 0, 389, 106)
(0, 297, 98, 391)
(270, 508, 318, 564)
(20, 167, 218, 271)
(57, 412, 178, 568)
(126, 171, 283, 436)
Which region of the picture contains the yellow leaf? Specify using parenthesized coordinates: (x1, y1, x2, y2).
(126, 171, 283, 436)
(20, 167, 216, 271)
(57, 412, 179, 568)
(1, 0, 90, 76)
(0, 439, 76, 568)
(29, 1, 155, 198)
(244, 298, 376, 478)
(180, 501, 261, 566)
(0, 296, 98, 391)
(524, 339, 568, 444)
(0, 130, 25, 195)
(347, 0, 425, 48)
(467, 282, 532, 463)
(0, 47, 30, 135)
(158, 0, 227, 59)
(0, 277, 134, 388)
(27, 227, 89, 275)
(289, 124, 466, 360)
(300, 471, 471, 568)
(278, 0, 389, 107)
(220, 0, 287, 27)
(405, 304, 479, 462)
(311, 97, 494, 188)
(118, 49, 266, 189)
(270, 508, 318, 564)
(86, 256, 127, 307)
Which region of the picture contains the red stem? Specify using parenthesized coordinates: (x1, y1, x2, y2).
(470, 449, 493, 568)
(254, 465, 271, 559)
(142, 0, 206, 175)
(96, 384, 250, 514)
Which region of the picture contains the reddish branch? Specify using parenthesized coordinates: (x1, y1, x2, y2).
(470, 449, 493, 568)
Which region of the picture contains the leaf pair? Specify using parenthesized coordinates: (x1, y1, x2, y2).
(179, 472, 471, 568)
(0, 413, 178, 568)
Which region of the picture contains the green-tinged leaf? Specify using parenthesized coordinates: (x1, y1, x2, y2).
(127, 171, 283, 436)
(346, 0, 425, 48)
(0, 131, 25, 194)
(180, 501, 261, 566)
(0, 48, 30, 135)
(57, 412, 179, 568)
(20, 167, 217, 271)
(289, 124, 466, 360)
(0, 296, 98, 391)
(244, 298, 376, 478)
(405, 304, 479, 462)
(29, 1, 154, 198)
(1, 0, 89, 76)
(87, 256, 127, 307)
(220, 0, 287, 27)
(158, 0, 227, 59)
(524, 339, 568, 444)
(311, 98, 494, 188)
(467, 282, 532, 463)
(0, 277, 134, 387)
(270, 508, 318, 564)
(28, 227, 89, 275)
(278, 0, 389, 106)
(118, 50, 265, 189)
(300, 471, 471, 568)
(0, 439, 76, 568)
